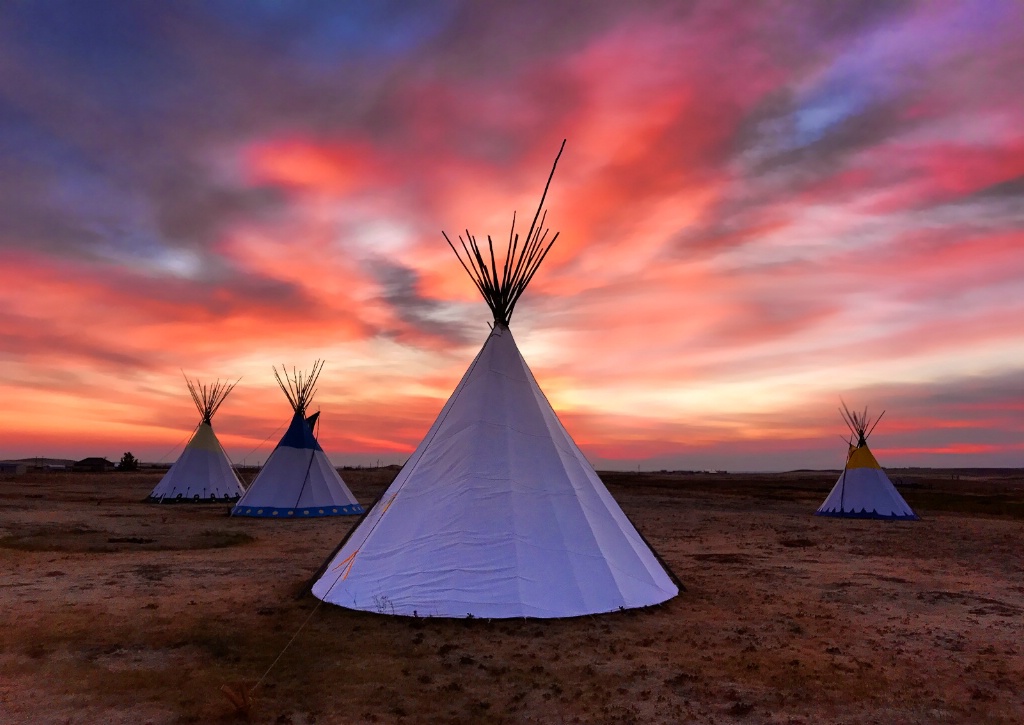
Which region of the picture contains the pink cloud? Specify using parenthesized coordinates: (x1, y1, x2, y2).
(244, 137, 393, 195)
(1, 1, 1022, 469)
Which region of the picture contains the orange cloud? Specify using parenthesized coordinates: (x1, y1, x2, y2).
(245, 138, 387, 195)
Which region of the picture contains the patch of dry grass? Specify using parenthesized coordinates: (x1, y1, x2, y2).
(0, 526, 254, 553)
(0, 469, 1022, 723)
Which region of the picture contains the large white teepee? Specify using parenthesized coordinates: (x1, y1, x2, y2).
(816, 403, 918, 520)
(232, 362, 362, 518)
(147, 377, 245, 503)
(312, 141, 680, 618)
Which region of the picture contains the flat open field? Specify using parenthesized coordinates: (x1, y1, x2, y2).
(1, 468, 1022, 724)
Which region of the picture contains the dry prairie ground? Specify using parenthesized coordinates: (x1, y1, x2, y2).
(0, 468, 1022, 724)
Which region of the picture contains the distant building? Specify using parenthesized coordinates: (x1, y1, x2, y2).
(73, 457, 116, 473)
(0, 458, 74, 472)
(0, 461, 28, 475)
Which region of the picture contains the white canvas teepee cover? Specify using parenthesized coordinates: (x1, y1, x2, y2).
(148, 422, 244, 502)
(232, 411, 362, 518)
(816, 443, 918, 519)
(312, 326, 679, 618)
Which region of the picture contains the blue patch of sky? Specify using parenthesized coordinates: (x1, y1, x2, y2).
(1, 1, 191, 115)
(95, 235, 205, 279)
(0, 100, 124, 230)
(762, 69, 876, 161)
(70, 187, 207, 279)
(51, 168, 164, 260)
(200, 0, 455, 67)
(947, 0, 1019, 38)
(792, 85, 867, 147)
(0, 98, 83, 168)
(0, 96, 123, 205)
(739, 82, 870, 171)
(0, 98, 192, 271)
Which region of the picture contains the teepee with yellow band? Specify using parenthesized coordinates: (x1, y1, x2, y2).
(147, 376, 245, 503)
(815, 403, 918, 520)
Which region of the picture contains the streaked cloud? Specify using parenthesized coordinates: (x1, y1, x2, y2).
(0, 0, 1021, 469)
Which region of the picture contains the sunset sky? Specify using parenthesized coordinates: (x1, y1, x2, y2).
(1, 0, 1021, 470)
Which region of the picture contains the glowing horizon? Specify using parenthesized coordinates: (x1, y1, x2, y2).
(1, 1, 1022, 471)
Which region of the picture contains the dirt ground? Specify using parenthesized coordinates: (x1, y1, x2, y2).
(0, 468, 1021, 724)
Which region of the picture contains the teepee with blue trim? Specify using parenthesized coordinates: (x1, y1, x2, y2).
(147, 376, 245, 503)
(816, 403, 918, 520)
(232, 362, 362, 518)
(311, 141, 680, 618)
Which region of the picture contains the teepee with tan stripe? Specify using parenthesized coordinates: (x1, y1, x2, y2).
(311, 141, 680, 618)
(147, 376, 245, 503)
(815, 403, 918, 520)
